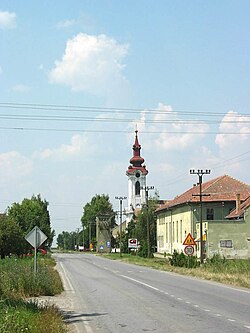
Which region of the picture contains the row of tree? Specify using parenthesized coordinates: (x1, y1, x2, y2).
(57, 194, 157, 257)
(0, 194, 54, 259)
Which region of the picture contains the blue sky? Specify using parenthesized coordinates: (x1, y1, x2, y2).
(0, 1, 250, 241)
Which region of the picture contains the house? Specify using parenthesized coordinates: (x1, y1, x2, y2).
(155, 175, 250, 259)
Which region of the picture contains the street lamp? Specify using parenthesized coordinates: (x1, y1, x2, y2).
(115, 196, 127, 257)
(190, 169, 211, 264)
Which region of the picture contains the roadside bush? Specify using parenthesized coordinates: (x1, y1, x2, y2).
(0, 256, 63, 298)
(169, 250, 200, 268)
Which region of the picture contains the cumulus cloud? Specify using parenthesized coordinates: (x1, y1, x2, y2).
(0, 10, 16, 29)
(49, 33, 129, 96)
(34, 134, 92, 160)
(129, 103, 209, 151)
(0, 152, 33, 185)
(215, 111, 250, 149)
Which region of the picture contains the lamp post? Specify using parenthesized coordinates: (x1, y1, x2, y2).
(141, 186, 154, 258)
(190, 169, 211, 264)
(115, 196, 127, 257)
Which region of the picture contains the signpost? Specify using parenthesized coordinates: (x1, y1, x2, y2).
(25, 226, 47, 274)
(183, 233, 196, 257)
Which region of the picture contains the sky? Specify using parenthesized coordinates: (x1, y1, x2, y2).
(0, 1, 250, 243)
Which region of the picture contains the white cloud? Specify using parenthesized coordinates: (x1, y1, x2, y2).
(56, 19, 76, 29)
(129, 102, 209, 151)
(34, 134, 92, 160)
(0, 152, 33, 185)
(49, 33, 129, 96)
(11, 84, 30, 92)
(0, 10, 16, 29)
(215, 111, 250, 149)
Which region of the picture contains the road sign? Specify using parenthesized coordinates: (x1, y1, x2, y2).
(25, 226, 47, 248)
(183, 233, 196, 246)
(184, 245, 194, 256)
(128, 238, 138, 248)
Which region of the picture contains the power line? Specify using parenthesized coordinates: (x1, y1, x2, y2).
(0, 102, 249, 118)
(0, 126, 249, 135)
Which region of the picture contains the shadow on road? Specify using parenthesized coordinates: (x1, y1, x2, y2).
(62, 310, 108, 325)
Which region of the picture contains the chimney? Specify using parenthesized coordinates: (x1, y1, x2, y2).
(236, 193, 241, 214)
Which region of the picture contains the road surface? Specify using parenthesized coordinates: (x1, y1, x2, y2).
(53, 252, 250, 333)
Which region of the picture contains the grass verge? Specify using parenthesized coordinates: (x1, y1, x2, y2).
(0, 254, 66, 333)
(102, 253, 250, 289)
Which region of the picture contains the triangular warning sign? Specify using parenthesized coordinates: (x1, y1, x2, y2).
(183, 233, 196, 246)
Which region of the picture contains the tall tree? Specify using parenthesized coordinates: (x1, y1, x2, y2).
(8, 194, 54, 249)
(81, 194, 116, 248)
(0, 215, 24, 259)
(131, 198, 158, 258)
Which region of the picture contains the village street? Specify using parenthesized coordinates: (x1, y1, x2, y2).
(50, 253, 250, 333)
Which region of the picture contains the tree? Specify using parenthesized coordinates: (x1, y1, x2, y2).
(131, 198, 158, 258)
(0, 215, 24, 259)
(7, 194, 54, 251)
(81, 194, 116, 248)
(57, 231, 76, 250)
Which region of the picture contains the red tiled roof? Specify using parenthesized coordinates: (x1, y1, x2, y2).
(226, 195, 250, 219)
(156, 175, 250, 212)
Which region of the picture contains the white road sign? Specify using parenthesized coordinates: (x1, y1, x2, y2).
(25, 226, 47, 248)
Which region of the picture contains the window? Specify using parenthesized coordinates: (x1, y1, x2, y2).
(135, 181, 140, 195)
(176, 221, 178, 243)
(180, 220, 182, 243)
(206, 208, 214, 220)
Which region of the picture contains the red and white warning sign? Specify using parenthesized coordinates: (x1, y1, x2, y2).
(128, 238, 138, 248)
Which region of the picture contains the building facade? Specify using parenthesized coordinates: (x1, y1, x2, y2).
(156, 175, 250, 259)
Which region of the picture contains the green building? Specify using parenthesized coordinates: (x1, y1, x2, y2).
(156, 175, 250, 259)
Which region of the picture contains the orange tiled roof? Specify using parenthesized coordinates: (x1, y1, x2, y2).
(156, 175, 250, 212)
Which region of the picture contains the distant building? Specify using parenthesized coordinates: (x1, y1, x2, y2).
(155, 175, 250, 259)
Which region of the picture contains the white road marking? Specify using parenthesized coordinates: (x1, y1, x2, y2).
(58, 261, 75, 293)
(185, 301, 190, 304)
(194, 304, 199, 308)
(177, 298, 183, 301)
(215, 314, 222, 317)
(120, 275, 159, 291)
(227, 319, 235, 322)
(204, 309, 210, 312)
(244, 325, 250, 329)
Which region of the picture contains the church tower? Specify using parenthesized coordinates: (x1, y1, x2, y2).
(126, 130, 148, 222)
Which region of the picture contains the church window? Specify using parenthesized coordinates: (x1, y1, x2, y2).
(135, 181, 140, 195)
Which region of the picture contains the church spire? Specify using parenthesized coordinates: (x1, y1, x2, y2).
(127, 130, 148, 175)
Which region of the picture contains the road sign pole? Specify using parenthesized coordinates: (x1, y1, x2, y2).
(34, 226, 37, 274)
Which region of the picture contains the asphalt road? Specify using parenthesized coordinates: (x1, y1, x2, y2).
(53, 252, 250, 333)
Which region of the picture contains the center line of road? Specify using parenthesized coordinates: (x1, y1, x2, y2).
(120, 275, 159, 291)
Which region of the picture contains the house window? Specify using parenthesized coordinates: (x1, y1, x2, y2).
(176, 221, 178, 243)
(173, 222, 175, 242)
(220, 240, 233, 248)
(135, 181, 140, 195)
(207, 208, 214, 220)
(180, 220, 182, 243)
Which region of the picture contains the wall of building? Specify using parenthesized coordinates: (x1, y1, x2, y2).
(157, 205, 194, 254)
(205, 218, 250, 259)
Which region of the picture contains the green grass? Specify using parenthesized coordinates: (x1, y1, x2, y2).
(0, 254, 66, 333)
(102, 253, 250, 288)
(0, 298, 66, 333)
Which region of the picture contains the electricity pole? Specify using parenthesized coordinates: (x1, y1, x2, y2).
(141, 186, 154, 258)
(190, 169, 211, 264)
(115, 196, 127, 257)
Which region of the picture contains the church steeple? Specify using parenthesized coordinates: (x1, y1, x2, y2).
(127, 130, 148, 175)
(126, 130, 148, 219)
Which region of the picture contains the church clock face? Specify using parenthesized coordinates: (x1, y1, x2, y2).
(135, 172, 140, 178)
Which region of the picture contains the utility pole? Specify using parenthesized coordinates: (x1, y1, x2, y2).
(190, 169, 211, 264)
(141, 186, 154, 258)
(115, 196, 127, 257)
